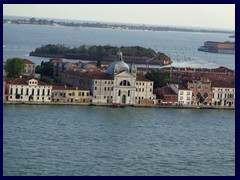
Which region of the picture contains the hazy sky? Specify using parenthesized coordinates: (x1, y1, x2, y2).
(3, 4, 235, 30)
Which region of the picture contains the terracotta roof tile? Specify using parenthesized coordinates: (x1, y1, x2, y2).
(23, 59, 35, 64)
(52, 85, 89, 91)
(136, 75, 152, 82)
(212, 80, 235, 88)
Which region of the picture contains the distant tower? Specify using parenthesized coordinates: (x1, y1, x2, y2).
(129, 61, 137, 76)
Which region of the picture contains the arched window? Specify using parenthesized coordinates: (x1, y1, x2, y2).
(119, 80, 130, 86)
(203, 92, 208, 98)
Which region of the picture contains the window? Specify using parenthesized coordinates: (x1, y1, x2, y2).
(118, 90, 121, 96)
(95, 81, 97, 84)
(87, 92, 89, 96)
(180, 91, 183, 95)
(111, 87, 113, 91)
(37, 89, 40, 96)
(128, 90, 130, 97)
(72, 92, 75, 96)
(180, 96, 183, 100)
(187, 92, 190, 95)
(32, 89, 34, 95)
(48, 89, 50, 96)
(21, 88, 23, 95)
(10, 88, 13, 95)
(104, 87, 106, 91)
(119, 80, 130, 86)
(136, 88, 138, 92)
(150, 88, 152, 92)
(187, 97, 190, 100)
(15, 88, 18, 95)
(42, 89, 45, 96)
(26, 88, 29, 95)
(95, 87, 97, 91)
(82, 92, 85, 96)
(142, 88, 144, 92)
(78, 92, 81, 96)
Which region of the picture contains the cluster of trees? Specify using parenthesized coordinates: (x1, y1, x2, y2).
(30, 44, 157, 58)
(35, 61, 61, 84)
(145, 70, 170, 88)
(4, 58, 25, 79)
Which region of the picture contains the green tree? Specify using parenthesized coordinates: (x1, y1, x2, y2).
(96, 60, 101, 68)
(5, 58, 24, 79)
(145, 70, 170, 88)
(35, 61, 54, 78)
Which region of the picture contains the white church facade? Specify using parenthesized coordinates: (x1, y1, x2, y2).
(91, 52, 156, 105)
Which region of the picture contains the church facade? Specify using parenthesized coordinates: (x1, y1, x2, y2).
(91, 52, 156, 105)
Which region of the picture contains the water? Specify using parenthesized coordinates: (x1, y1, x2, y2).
(3, 24, 235, 69)
(3, 105, 235, 176)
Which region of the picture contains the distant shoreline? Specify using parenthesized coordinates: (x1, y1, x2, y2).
(3, 17, 235, 34)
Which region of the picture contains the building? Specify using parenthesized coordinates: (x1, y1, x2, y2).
(52, 85, 91, 103)
(3, 64, 6, 102)
(7, 78, 52, 102)
(23, 59, 35, 74)
(211, 80, 235, 107)
(169, 84, 192, 105)
(187, 80, 212, 106)
(92, 52, 156, 105)
(153, 86, 178, 105)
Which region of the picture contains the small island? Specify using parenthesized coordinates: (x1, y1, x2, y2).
(30, 44, 172, 66)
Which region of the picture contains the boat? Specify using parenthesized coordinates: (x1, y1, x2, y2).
(110, 103, 126, 108)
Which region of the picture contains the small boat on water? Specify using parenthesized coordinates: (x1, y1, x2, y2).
(110, 103, 126, 108)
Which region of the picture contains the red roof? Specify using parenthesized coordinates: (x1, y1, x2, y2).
(136, 75, 152, 82)
(154, 87, 177, 96)
(52, 85, 89, 91)
(212, 80, 235, 88)
(11, 78, 47, 85)
(23, 59, 35, 64)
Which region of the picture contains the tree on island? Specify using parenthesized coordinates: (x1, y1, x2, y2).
(5, 58, 24, 79)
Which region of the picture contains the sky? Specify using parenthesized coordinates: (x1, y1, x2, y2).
(3, 4, 235, 30)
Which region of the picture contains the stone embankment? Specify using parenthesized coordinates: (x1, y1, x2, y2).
(3, 101, 235, 110)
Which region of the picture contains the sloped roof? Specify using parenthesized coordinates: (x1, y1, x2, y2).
(10, 78, 48, 85)
(52, 85, 89, 91)
(212, 80, 235, 88)
(136, 75, 152, 82)
(23, 59, 35, 64)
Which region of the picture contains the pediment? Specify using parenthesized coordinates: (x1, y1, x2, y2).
(115, 71, 135, 78)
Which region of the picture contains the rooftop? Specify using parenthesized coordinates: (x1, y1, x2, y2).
(23, 59, 35, 65)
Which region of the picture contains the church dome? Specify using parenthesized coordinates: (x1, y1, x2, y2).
(107, 52, 129, 75)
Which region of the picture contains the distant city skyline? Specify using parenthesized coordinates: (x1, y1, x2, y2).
(3, 4, 235, 30)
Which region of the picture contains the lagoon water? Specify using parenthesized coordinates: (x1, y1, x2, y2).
(3, 105, 235, 176)
(3, 23, 235, 69)
(3, 23, 235, 176)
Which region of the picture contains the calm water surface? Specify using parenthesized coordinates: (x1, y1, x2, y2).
(3, 105, 235, 176)
(3, 24, 235, 69)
